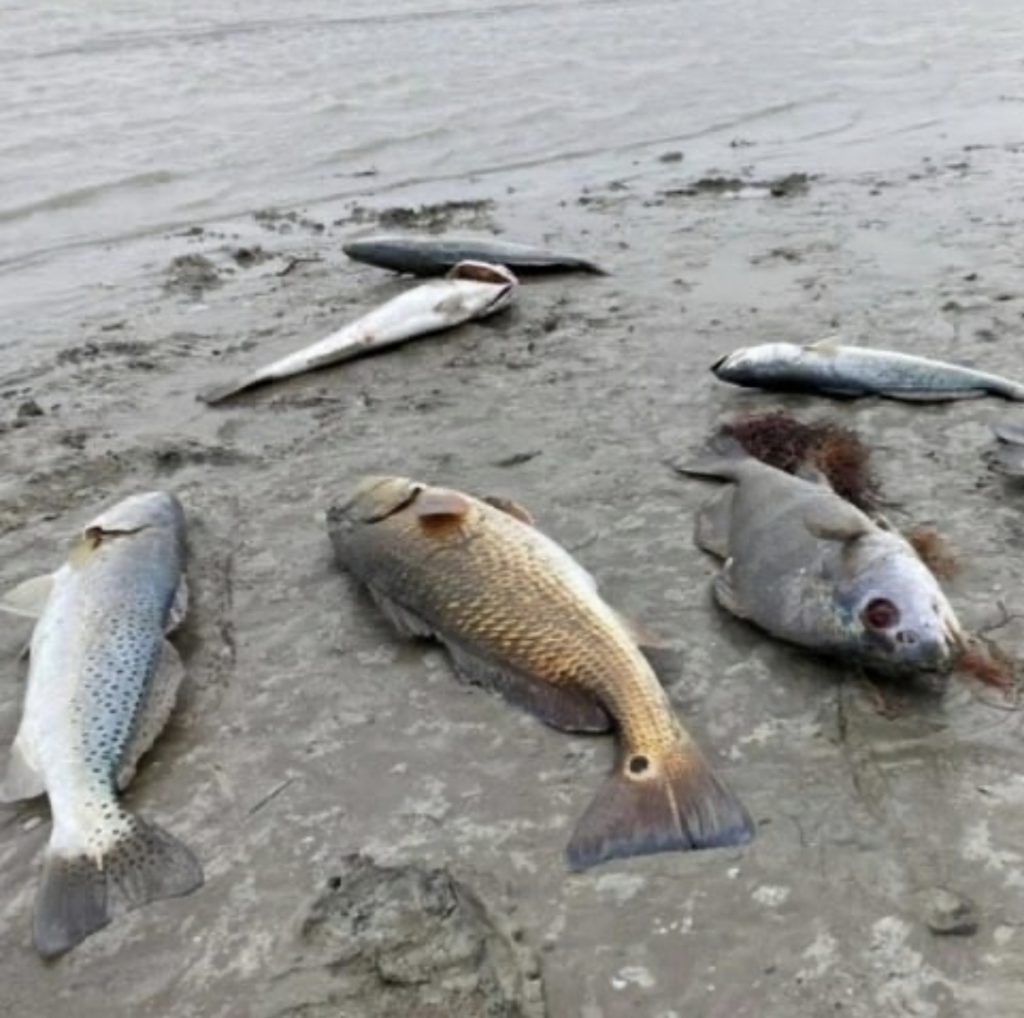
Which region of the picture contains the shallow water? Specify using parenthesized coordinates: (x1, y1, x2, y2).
(2, 0, 1023, 302)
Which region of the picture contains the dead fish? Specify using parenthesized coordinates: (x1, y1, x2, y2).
(991, 423, 1024, 477)
(0, 492, 201, 958)
(199, 260, 516, 404)
(327, 477, 752, 870)
(712, 339, 1024, 401)
(676, 438, 964, 678)
(343, 234, 605, 276)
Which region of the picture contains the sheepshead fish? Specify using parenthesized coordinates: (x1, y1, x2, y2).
(327, 477, 752, 870)
(676, 440, 964, 677)
(0, 492, 201, 958)
(343, 234, 605, 276)
(712, 339, 1024, 401)
(199, 260, 517, 404)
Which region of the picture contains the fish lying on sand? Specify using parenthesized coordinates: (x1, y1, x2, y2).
(991, 423, 1024, 477)
(712, 339, 1024, 401)
(676, 437, 964, 678)
(0, 492, 201, 958)
(327, 477, 752, 870)
(343, 234, 605, 276)
(199, 261, 517, 404)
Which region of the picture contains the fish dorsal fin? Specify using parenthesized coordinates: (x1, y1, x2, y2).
(804, 337, 842, 355)
(482, 495, 535, 526)
(414, 489, 473, 521)
(804, 499, 870, 542)
(0, 573, 55, 620)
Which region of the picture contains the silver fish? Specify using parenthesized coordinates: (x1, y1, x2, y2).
(992, 423, 1024, 477)
(199, 260, 517, 404)
(676, 439, 964, 678)
(343, 234, 605, 276)
(712, 339, 1024, 401)
(0, 492, 201, 958)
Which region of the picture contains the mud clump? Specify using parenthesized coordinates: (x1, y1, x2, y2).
(268, 855, 545, 1018)
(663, 172, 812, 199)
(165, 253, 222, 295)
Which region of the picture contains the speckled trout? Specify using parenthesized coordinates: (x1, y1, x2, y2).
(327, 477, 753, 870)
(712, 339, 1024, 401)
(199, 260, 517, 404)
(0, 492, 201, 958)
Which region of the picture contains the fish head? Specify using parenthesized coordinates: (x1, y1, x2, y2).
(334, 475, 423, 525)
(84, 491, 185, 539)
(839, 537, 964, 679)
(710, 343, 802, 384)
(447, 261, 518, 314)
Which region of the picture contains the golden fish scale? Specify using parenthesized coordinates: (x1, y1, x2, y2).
(379, 502, 689, 762)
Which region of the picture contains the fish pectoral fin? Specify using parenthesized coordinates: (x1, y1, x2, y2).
(167, 577, 189, 633)
(878, 388, 984, 402)
(117, 640, 186, 791)
(566, 747, 753, 870)
(804, 337, 842, 355)
(803, 499, 871, 542)
(694, 487, 734, 558)
(713, 562, 748, 619)
(365, 587, 436, 640)
(993, 423, 1024, 445)
(0, 740, 46, 803)
(446, 642, 612, 734)
(482, 495, 536, 526)
(0, 573, 55, 620)
(33, 815, 203, 959)
(414, 489, 473, 521)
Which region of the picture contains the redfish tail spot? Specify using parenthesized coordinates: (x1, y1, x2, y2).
(33, 816, 203, 958)
(565, 749, 753, 871)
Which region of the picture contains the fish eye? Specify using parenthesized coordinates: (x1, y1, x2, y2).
(862, 597, 900, 630)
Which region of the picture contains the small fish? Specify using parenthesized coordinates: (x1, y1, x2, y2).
(712, 339, 1024, 401)
(676, 438, 964, 678)
(199, 261, 516, 404)
(343, 234, 605, 276)
(327, 477, 752, 870)
(0, 492, 201, 958)
(991, 423, 1024, 477)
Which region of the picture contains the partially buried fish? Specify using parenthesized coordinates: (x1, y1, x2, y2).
(713, 339, 1024, 401)
(199, 260, 517, 404)
(991, 423, 1024, 477)
(676, 439, 964, 678)
(327, 476, 753, 870)
(343, 234, 605, 276)
(0, 492, 201, 958)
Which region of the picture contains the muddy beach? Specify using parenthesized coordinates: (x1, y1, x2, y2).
(5, 2, 1024, 1015)
(2, 142, 1024, 1015)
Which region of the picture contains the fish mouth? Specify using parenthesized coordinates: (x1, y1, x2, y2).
(710, 352, 733, 374)
(448, 260, 517, 286)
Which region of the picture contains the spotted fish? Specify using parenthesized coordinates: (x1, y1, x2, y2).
(0, 492, 201, 958)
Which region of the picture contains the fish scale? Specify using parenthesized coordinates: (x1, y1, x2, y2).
(328, 476, 753, 869)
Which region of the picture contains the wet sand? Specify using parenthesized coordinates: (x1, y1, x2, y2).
(3, 139, 1024, 1015)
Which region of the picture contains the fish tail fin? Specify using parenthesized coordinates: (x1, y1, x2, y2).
(566, 744, 753, 870)
(34, 813, 202, 958)
(197, 375, 260, 405)
(671, 432, 752, 481)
